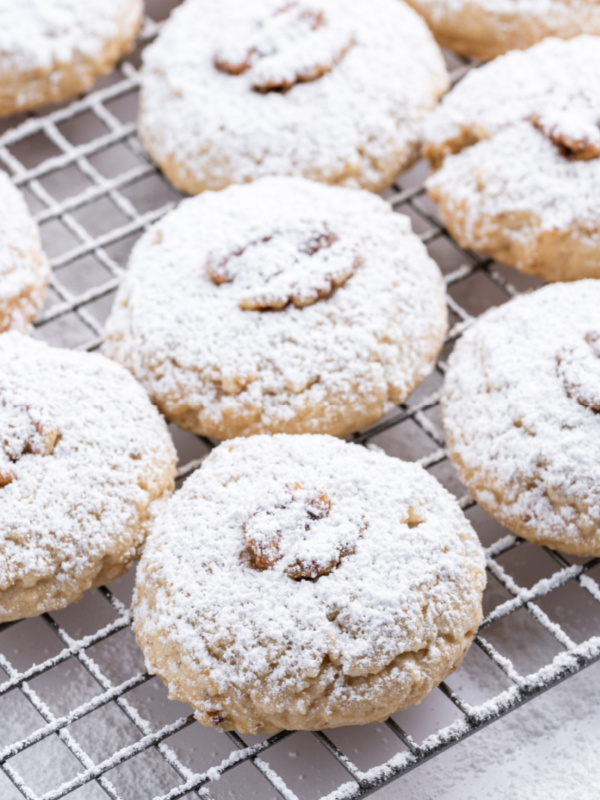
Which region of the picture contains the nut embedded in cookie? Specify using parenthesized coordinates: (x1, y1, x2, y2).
(214, 1, 355, 92)
(243, 481, 359, 580)
(0, 386, 59, 486)
(533, 107, 600, 161)
(206, 220, 362, 310)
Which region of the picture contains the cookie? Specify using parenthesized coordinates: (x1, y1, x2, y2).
(442, 281, 600, 557)
(138, 0, 449, 194)
(134, 434, 486, 734)
(104, 177, 447, 439)
(0, 171, 49, 332)
(424, 37, 600, 282)
(404, 0, 600, 60)
(0, 0, 143, 116)
(0, 333, 176, 623)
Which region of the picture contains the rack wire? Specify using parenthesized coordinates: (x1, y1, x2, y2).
(1, 3, 600, 798)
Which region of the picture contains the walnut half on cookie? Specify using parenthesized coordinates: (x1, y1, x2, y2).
(133, 435, 486, 734)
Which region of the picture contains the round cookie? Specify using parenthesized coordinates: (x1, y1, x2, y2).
(442, 281, 600, 557)
(0, 333, 176, 623)
(134, 434, 486, 734)
(103, 177, 448, 439)
(138, 0, 449, 194)
(424, 37, 600, 282)
(0, 0, 143, 116)
(0, 171, 49, 332)
(403, 0, 600, 60)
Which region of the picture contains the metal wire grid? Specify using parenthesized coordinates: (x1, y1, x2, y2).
(0, 6, 599, 799)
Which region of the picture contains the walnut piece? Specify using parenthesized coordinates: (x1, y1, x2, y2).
(557, 331, 600, 413)
(214, 2, 354, 92)
(207, 223, 361, 311)
(0, 387, 59, 486)
(533, 109, 600, 161)
(243, 482, 359, 581)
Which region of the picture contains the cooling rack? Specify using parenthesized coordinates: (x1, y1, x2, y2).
(1, 3, 600, 798)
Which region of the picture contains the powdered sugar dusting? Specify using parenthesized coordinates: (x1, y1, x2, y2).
(104, 177, 447, 438)
(139, 0, 449, 192)
(0, 382, 59, 486)
(442, 281, 600, 555)
(0, 333, 176, 613)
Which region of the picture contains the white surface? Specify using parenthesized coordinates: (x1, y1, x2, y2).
(378, 661, 600, 799)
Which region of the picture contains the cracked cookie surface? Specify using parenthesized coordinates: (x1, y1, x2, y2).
(133, 434, 486, 733)
(442, 281, 600, 556)
(424, 36, 600, 282)
(0, 333, 176, 623)
(103, 177, 447, 439)
(138, 0, 448, 194)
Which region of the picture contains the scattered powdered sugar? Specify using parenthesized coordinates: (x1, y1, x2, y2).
(0, 333, 175, 610)
(139, 0, 448, 192)
(0, 171, 49, 328)
(0, 0, 140, 73)
(134, 434, 486, 726)
(442, 281, 600, 554)
(104, 176, 447, 438)
(380, 655, 600, 799)
(213, 2, 355, 93)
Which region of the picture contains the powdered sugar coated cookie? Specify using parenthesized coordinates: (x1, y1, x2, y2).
(138, 0, 449, 194)
(0, 0, 143, 115)
(134, 434, 486, 733)
(103, 177, 447, 439)
(0, 333, 176, 622)
(443, 281, 600, 556)
(424, 37, 600, 281)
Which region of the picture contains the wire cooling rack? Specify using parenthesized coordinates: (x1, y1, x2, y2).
(1, 3, 600, 799)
